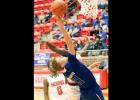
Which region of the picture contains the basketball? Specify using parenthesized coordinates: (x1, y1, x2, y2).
(50, 0, 67, 17)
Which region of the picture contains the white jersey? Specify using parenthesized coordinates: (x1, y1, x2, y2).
(66, 78, 80, 100)
(46, 74, 68, 100)
(65, 53, 81, 100)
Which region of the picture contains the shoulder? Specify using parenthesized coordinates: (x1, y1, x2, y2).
(66, 52, 76, 58)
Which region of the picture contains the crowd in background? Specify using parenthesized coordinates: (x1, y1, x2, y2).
(34, 0, 77, 25)
(34, 10, 52, 24)
(34, 0, 109, 56)
(34, 0, 109, 73)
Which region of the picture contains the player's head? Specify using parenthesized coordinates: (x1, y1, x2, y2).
(47, 57, 67, 72)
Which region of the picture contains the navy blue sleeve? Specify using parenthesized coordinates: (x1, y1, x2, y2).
(65, 52, 97, 89)
(65, 52, 87, 70)
(66, 52, 78, 64)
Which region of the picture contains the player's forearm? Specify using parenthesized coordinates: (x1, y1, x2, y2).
(59, 26, 75, 55)
(45, 41, 57, 52)
(60, 27, 74, 46)
(45, 41, 67, 57)
(56, 17, 75, 55)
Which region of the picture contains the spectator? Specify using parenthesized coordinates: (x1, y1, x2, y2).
(101, 24, 108, 49)
(70, 22, 81, 37)
(66, 0, 77, 16)
(38, 10, 46, 23)
(53, 30, 63, 39)
(76, 39, 84, 51)
(99, 52, 108, 70)
(99, 58, 108, 71)
(102, 8, 108, 25)
(102, 23, 108, 33)
(101, 28, 106, 40)
(34, 15, 39, 24)
(92, 34, 96, 41)
(44, 12, 52, 22)
(41, 34, 47, 41)
(46, 31, 53, 40)
(34, 36, 41, 51)
(78, 36, 91, 57)
(99, 38, 104, 49)
(106, 34, 109, 48)
(105, 1, 108, 8)
(87, 38, 95, 50)
(98, 27, 102, 37)
(64, 22, 70, 32)
(90, 30, 95, 36)
(94, 37, 103, 50)
(94, 25, 100, 35)
(93, 18, 101, 28)
(98, 0, 106, 9)
(99, 17, 105, 27)
(86, 38, 95, 56)
(81, 18, 93, 27)
(40, 29, 49, 41)
(68, 24, 74, 35)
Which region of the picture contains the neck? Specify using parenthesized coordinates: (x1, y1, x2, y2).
(51, 72, 58, 77)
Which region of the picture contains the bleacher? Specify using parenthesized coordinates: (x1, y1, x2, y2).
(34, 1, 109, 99)
(34, 0, 108, 53)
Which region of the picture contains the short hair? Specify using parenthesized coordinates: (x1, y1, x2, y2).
(47, 57, 67, 68)
(47, 57, 57, 68)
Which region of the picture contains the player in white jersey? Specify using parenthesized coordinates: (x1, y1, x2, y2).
(65, 53, 82, 100)
(43, 57, 68, 100)
(66, 78, 80, 100)
(43, 36, 91, 100)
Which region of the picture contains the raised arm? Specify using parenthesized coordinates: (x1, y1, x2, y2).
(56, 17, 76, 56)
(41, 41, 68, 57)
(80, 37, 90, 54)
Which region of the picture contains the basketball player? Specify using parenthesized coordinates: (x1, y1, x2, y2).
(43, 57, 68, 100)
(41, 16, 104, 100)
